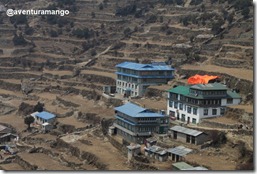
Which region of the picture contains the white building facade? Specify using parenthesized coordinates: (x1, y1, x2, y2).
(115, 62, 175, 97)
(167, 83, 241, 124)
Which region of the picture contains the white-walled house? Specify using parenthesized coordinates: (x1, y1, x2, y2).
(31, 111, 56, 125)
(167, 83, 241, 124)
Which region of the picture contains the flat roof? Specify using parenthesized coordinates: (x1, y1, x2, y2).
(0, 125, 7, 132)
(172, 162, 193, 170)
(170, 125, 203, 136)
(146, 138, 157, 143)
(145, 145, 162, 153)
(191, 83, 228, 90)
(35, 111, 56, 120)
(127, 144, 141, 150)
(167, 146, 192, 156)
(183, 166, 208, 170)
(116, 62, 175, 71)
(115, 102, 165, 118)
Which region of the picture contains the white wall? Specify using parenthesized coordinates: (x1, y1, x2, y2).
(221, 98, 241, 106)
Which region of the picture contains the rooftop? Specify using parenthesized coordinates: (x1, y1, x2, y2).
(172, 162, 193, 170)
(116, 62, 175, 71)
(183, 166, 208, 170)
(115, 102, 165, 118)
(170, 126, 204, 136)
(35, 111, 56, 120)
(167, 146, 192, 157)
(127, 144, 141, 150)
(191, 83, 228, 90)
(167, 83, 241, 99)
(0, 125, 7, 132)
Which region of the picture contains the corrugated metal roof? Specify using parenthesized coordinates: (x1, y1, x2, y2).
(167, 86, 190, 95)
(35, 111, 56, 120)
(147, 145, 162, 153)
(170, 125, 203, 136)
(191, 83, 228, 90)
(167, 146, 192, 156)
(167, 83, 241, 100)
(0, 125, 7, 132)
(183, 166, 208, 170)
(156, 149, 167, 155)
(127, 144, 141, 150)
(227, 90, 241, 99)
(172, 162, 193, 170)
(116, 62, 175, 71)
(31, 112, 39, 117)
(115, 102, 165, 118)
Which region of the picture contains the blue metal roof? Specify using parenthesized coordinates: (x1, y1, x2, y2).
(115, 102, 165, 118)
(115, 115, 136, 125)
(116, 72, 173, 79)
(116, 62, 175, 71)
(35, 111, 56, 120)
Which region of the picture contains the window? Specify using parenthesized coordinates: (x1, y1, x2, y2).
(212, 109, 217, 115)
(227, 98, 233, 104)
(187, 106, 191, 114)
(169, 100, 173, 107)
(179, 103, 183, 110)
(192, 118, 197, 124)
(186, 135, 190, 143)
(181, 114, 185, 122)
(169, 111, 175, 117)
(204, 109, 208, 116)
(174, 102, 178, 109)
(193, 108, 198, 115)
(173, 131, 177, 139)
(220, 108, 225, 115)
(191, 136, 196, 144)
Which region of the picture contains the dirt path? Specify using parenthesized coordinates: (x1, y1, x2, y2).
(95, 45, 112, 58)
(184, 0, 192, 7)
(182, 64, 253, 81)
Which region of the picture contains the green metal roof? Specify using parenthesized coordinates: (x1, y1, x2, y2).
(167, 84, 241, 100)
(227, 90, 241, 99)
(172, 162, 193, 170)
(167, 86, 190, 95)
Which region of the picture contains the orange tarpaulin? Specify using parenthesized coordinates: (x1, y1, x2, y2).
(187, 74, 219, 84)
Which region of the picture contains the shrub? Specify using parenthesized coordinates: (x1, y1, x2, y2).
(210, 130, 227, 147)
(49, 29, 58, 37)
(13, 33, 27, 46)
(99, 3, 104, 10)
(91, 49, 97, 56)
(146, 15, 157, 23)
(241, 7, 250, 19)
(115, 4, 137, 16)
(123, 27, 132, 36)
(10, 15, 27, 25)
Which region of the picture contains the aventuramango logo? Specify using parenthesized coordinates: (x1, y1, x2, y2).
(6, 9, 69, 17)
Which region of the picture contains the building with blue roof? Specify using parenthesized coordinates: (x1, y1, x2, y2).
(113, 102, 169, 143)
(31, 111, 56, 125)
(167, 83, 241, 124)
(115, 61, 175, 97)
